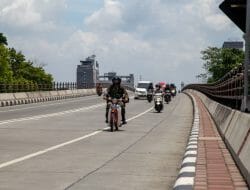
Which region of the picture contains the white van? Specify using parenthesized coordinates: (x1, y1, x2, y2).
(134, 81, 153, 99)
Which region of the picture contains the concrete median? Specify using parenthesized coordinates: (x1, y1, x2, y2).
(0, 89, 97, 108)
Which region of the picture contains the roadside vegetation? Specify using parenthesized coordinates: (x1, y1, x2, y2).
(197, 46, 244, 83)
(0, 33, 53, 90)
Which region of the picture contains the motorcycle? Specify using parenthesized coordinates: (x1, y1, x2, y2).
(96, 87, 103, 96)
(164, 90, 171, 104)
(154, 93, 163, 112)
(170, 88, 176, 97)
(108, 98, 122, 132)
(147, 89, 153, 103)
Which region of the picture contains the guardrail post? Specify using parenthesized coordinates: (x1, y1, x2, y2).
(241, 0, 250, 112)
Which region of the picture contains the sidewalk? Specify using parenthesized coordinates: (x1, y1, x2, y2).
(193, 94, 248, 190)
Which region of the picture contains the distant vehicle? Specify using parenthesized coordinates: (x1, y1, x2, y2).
(164, 89, 171, 104)
(170, 83, 177, 97)
(134, 81, 153, 99)
(154, 92, 164, 112)
(147, 89, 153, 103)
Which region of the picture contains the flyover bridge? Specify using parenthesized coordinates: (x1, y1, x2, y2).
(0, 88, 248, 190)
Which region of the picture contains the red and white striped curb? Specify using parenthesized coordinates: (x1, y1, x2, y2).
(173, 93, 199, 190)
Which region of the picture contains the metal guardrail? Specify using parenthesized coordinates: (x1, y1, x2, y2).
(0, 82, 135, 93)
(183, 66, 246, 110)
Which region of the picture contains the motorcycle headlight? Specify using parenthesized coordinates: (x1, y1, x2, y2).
(156, 97, 161, 101)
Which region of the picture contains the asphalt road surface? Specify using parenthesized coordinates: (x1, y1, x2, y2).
(0, 93, 193, 190)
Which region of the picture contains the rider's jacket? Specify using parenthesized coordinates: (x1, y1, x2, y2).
(147, 86, 154, 92)
(164, 87, 171, 92)
(106, 85, 129, 101)
(154, 89, 163, 94)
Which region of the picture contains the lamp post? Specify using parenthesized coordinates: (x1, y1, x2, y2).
(242, 0, 250, 112)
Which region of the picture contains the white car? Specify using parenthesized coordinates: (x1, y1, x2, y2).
(134, 81, 152, 99)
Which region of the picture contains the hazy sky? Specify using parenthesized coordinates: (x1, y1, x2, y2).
(0, 0, 243, 86)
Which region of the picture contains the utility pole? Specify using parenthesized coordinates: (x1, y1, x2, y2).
(242, 0, 250, 112)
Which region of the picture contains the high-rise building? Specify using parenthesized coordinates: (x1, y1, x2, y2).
(222, 41, 244, 50)
(77, 55, 99, 88)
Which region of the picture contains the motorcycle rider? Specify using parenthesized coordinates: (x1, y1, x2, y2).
(164, 83, 171, 92)
(147, 83, 154, 92)
(154, 83, 163, 94)
(164, 83, 171, 102)
(105, 77, 129, 125)
(96, 83, 103, 95)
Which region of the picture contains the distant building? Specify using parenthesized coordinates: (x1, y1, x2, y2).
(76, 55, 99, 88)
(222, 41, 244, 50)
(99, 72, 134, 88)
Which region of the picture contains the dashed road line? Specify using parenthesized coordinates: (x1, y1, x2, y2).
(0, 103, 106, 126)
(0, 107, 153, 170)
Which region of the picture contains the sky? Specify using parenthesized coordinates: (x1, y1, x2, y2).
(0, 0, 244, 87)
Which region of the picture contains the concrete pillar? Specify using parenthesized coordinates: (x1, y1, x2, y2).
(241, 0, 250, 112)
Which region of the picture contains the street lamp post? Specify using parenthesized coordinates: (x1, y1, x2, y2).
(242, 0, 250, 112)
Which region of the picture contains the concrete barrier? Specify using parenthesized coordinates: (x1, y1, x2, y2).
(185, 89, 250, 186)
(0, 89, 97, 108)
(13, 92, 28, 105)
(0, 93, 16, 106)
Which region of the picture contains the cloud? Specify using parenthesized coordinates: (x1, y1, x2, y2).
(1, 0, 243, 86)
(0, 0, 67, 31)
(0, 0, 41, 27)
(85, 0, 123, 31)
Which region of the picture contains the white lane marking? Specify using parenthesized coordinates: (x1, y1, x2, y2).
(0, 106, 153, 169)
(0, 96, 99, 113)
(0, 131, 101, 169)
(0, 103, 105, 126)
(127, 107, 154, 121)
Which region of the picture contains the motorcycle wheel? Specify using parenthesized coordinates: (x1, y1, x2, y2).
(155, 106, 161, 113)
(110, 113, 114, 132)
(115, 112, 119, 131)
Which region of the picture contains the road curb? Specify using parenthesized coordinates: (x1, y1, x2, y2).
(173, 93, 199, 190)
(0, 88, 116, 108)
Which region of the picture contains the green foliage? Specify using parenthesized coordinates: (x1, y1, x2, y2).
(0, 33, 8, 46)
(200, 47, 244, 83)
(0, 45, 13, 83)
(0, 34, 53, 91)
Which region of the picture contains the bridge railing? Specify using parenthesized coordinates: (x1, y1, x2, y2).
(0, 82, 135, 93)
(183, 66, 246, 109)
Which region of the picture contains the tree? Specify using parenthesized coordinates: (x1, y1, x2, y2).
(200, 47, 244, 83)
(0, 33, 8, 46)
(0, 45, 13, 83)
(0, 33, 54, 89)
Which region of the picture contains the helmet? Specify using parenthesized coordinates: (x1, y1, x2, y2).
(112, 77, 121, 85)
(155, 84, 160, 89)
